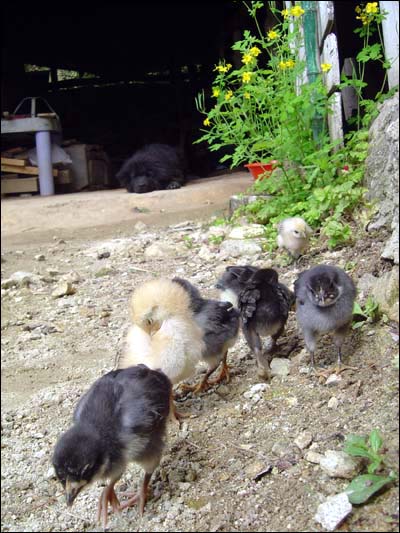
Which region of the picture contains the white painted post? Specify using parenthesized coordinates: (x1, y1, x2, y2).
(379, 1, 399, 89)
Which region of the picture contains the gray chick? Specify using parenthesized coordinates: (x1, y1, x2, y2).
(277, 217, 313, 260)
(294, 264, 356, 373)
(216, 266, 294, 380)
(52, 364, 171, 529)
(173, 277, 240, 392)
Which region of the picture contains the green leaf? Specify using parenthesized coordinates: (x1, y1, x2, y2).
(369, 429, 383, 454)
(345, 474, 394, 504)
(344, 434, 370, 458)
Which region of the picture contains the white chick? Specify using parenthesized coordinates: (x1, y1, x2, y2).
(277, 217, 313, 259)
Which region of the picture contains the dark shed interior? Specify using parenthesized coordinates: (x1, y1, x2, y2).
(2, 2, 259, 180)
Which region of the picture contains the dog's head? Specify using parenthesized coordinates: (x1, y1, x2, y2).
(116, 161, 159, 193)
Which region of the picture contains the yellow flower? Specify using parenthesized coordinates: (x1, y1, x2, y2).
(365, 2, 378, 14)
(279, 59, 295, 70)
(281, 8, 289, 18)
(212, 87, 220, 97)
(214, 63, 232, 74)
(203, 118, 211, 126)
(321, 63, 332, 73)
(290, 5, 305, 17)
(250, 46, 261, 57)
(242, 53, 253, 65)
(244, 92, 251, 99)
(267, 30, 279, 40)
(225, 90, 233, 101)
(242, 71, 252, 83)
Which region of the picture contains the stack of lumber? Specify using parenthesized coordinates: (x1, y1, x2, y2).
(1, 149, 71, 195)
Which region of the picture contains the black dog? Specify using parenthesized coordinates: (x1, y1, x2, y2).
(116, 143, 186, 193)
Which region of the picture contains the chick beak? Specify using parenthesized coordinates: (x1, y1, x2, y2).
(300, 231, 306, 239)
(215, 282, 223, 289)
(65, 478, 85, 507)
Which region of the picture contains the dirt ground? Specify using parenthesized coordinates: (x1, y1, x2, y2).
(1, 173, 250, 247)
(1, 175, 399, 532)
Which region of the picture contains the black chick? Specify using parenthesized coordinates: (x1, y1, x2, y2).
(294, 264, 356, 373)
(52, 364, 171, 529)
(216, 266, 294, 380)
(172, 277, 240, 392)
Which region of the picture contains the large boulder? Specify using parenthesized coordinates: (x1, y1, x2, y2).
(364, 92, 399, 264)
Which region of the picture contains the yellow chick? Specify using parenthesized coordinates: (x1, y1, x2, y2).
(119, 278, 205, 387)
(277, 217, 313, 259)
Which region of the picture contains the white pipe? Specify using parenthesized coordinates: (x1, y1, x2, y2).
(35, 130, 54, 196)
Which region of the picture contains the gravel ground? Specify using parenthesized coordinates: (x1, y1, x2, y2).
(1, 219, 399, 532)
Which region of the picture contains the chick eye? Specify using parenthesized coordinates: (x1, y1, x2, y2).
(293, 230, 299, 235)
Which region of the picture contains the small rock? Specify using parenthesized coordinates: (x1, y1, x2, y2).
(320, 450, 363, 479)
(51, 282, 76, 298)
(326, 374, 342, 386)
(228, 224, 266, 239)
(144, 242, 181, 258)
(95, 267, 113, 277)
(1, 271, 37, 289)
(305, 451, 323, 464)
(272, 440, 292, 457)
(243, 383, 268, 399)
(314, 492, 352, 531)
(198, 245, 215, 261)
(327, 397, 339, 409)
(34, 254, 45, 261)
(97, 250, 111, 259)
(219, 239, 262, 259)
(134, 221, 147, 231)
(294, 431, 313, 450)
(270, 357, 291, 377)
(61, 271, 81, 283)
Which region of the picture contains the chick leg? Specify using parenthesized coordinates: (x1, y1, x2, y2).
(243, 324, 270, 380)
(168, 389, 189, 424)
(208, 351, 230, 385)
(97, 481, 121, 529)
(119, 471, 152, 515)
(303, 328, 317, 371)
(332, 324, 358, 374)
(180, 361, 220, 394)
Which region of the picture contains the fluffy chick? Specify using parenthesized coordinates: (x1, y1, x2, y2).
(216, 266, 294, 379)
(294, 264, 356, 373)
(277, 217, 313, 259)
(118, 278, 205, 419)
(52, 364, 171, 529)
(119, 278, 205, 384)
(172, 277, 240, 393)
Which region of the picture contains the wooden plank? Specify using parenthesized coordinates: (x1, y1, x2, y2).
(321, 33, 341, 94)
(379, 1, 399, 89)
(327, 91, 344, 148)
(1, 164, 58, 176)
(1, 147, 25, 155)
(317, 1, 334, 50)
(341, 58, 359, 121)
(1, 177, 38, 194)
(1, 157, 27, 167)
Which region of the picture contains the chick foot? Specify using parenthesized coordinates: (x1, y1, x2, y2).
(119, 472, 151, 516)
(97, 483, 121, 529)
(208, 360, 230, 385)
(314, 364, 358, 379)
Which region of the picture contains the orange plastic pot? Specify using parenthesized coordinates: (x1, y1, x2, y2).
(245, 160, 278, 180)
